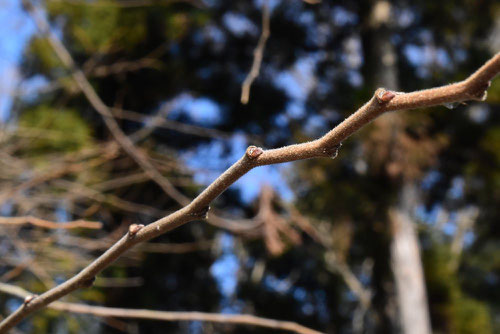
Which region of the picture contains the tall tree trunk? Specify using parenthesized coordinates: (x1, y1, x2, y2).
(361, 1, 432, 333)
(390, 184, 432, 334)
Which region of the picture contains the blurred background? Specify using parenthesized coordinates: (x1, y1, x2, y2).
(0, 0, 499, 333)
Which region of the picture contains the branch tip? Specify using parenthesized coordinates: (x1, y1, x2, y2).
(246, 146, 264, 159)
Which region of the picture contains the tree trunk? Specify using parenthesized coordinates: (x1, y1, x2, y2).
(361, 2, 432, 332)
(390, 184, 432, 334)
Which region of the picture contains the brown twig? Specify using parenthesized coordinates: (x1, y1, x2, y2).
(0, 216, 102, 230)
(241, 0, 270, 104)
(110, 107, 236, 141)
(48, 0, 207, 9)
(2, 51, 498, 331)
(0, 1, 496, 331)
(0, 282, 322, 334)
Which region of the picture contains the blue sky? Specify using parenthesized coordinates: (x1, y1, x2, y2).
(0, 0, 35, 121)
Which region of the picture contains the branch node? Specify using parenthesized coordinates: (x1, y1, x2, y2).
(246, 146, 264, 159)
(321, 143, 342, 159)
(189, 206, 211, 219)
(23, 295, 37, 306)
(468, 81, 491, 101)
(375, 88, 396, 103)
(128, 224, 144, 237)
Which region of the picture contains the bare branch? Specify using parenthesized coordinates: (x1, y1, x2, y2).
(47, 0, 206, 9)
(0, 216, 102, 230)
(241, 1, 270, 104)
(0, 1, 496, 331)
(0, 282, 322, 334)
(110, 107, 239, 141)
(2, 50, 497, 331)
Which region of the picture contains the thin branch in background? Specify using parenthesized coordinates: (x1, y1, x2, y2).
(240, 0, 270, 104)
(0, 216, 102, 230)
(54, 179, 171, 218)
(48, 0, 207, 9)
(256, 185, 301, 255)
(449, 206, 479, 270)
(111, 107, 235, 141)
(302, 0, 322, 4)
(280, 196, 372, 326)
(53, 233, 213, 255)
(0, 282, 322, 334)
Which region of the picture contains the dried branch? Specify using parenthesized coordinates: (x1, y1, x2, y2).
(0, 282, 322, 334)
(2, 50, 498, 331)
(55, 233, 213, 254)
(241, 1, 270, 104)
(110, 107, 237, 141)
(0, 216, 102, 230)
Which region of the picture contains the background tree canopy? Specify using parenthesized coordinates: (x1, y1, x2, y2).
(0, 0, 499, 333)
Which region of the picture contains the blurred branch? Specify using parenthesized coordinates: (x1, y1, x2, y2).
(54, 179, 171, 218)
(450, 206, 479, 270)
(0, 282, 322, 334)
(1, 2, 498, 330)
(110, 107, 235, 141)
(54, 232, 213, 254)
(91, 58, 161, 78)
(284, 200, 373, 324)
(241, 0, 270, 104)
(257, 185, 301, 255)
(0, 216, 102, 230)
(48, 0, 206, 9)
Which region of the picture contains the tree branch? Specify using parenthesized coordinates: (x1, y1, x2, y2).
(241, 0, 270, 104)
(0, 216, 102, 230)
(2, 50, 498, 332)
(0, 1, 497, 330)
(0, 283, 321, 334)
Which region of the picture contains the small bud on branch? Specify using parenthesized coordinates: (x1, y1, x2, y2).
(376, 88, 396, 103)
(246, 146, 264, 159)
(128, 224, 144, 237)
